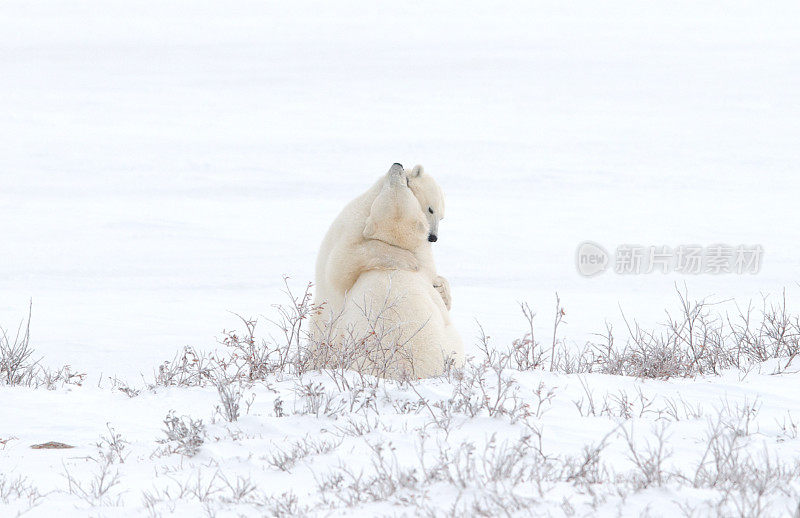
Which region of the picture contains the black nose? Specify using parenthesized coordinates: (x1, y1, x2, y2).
(428, 234, 438, 242)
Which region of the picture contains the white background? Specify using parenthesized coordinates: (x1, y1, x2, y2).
(2, 0, 798, 378)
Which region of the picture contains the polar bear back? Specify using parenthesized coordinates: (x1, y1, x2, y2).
(342, 269, 463, 379)
(313, 181, 380, 311)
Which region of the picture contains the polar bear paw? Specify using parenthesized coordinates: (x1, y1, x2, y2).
(433, 275, 452, 310)
(364, 242, 419, 272)
(386, 247, 419, 272)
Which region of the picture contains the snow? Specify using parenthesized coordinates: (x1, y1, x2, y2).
(2, 359, 800, 516)
(1, 1, 800, 516)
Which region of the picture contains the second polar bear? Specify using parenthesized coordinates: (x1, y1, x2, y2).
(311, 163, 451, 345)
(334, 167, 464, 378)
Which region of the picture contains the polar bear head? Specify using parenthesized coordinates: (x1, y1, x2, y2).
(363, 164, 429, 251)
(406, 165, 445, 243)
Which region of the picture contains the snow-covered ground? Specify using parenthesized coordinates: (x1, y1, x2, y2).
(2, 354, 800, 517)
(2, 1, 799, 516)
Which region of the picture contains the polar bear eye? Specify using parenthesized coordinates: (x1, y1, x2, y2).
(428, 207, 434, 214)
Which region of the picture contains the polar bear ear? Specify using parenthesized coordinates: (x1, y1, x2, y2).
(409, 165, 424, 178)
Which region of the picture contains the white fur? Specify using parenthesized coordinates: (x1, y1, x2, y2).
(309, 164, 461, 378)
(342, 268, 462, 378)
(326, 168, 463, 378)
(311, 164, 449, 340)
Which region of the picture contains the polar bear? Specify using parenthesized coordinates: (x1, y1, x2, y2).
(310, 163, 451, 344)
(321, 167, 463, 378)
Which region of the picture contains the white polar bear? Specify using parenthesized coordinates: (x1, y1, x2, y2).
(322, 167, 463, 379)
(310, 163, 451, 345)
